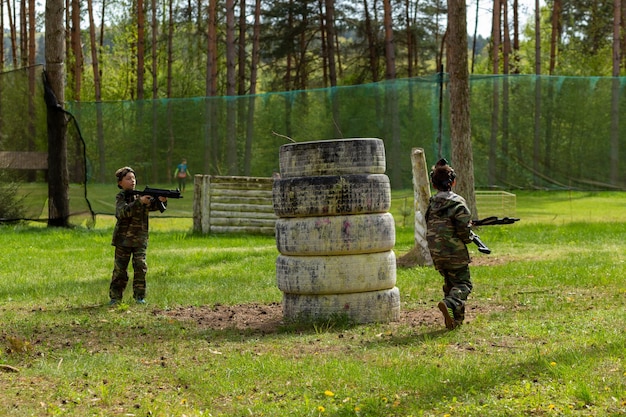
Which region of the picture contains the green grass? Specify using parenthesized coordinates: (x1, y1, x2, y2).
(1, 191, 625, 416)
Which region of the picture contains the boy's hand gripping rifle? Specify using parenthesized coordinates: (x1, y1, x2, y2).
(469, 216, 520, 254)
(133, 186, 183, 213)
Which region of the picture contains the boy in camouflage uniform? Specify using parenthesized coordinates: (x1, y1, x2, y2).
(426, 159, 473, 330)
(109, 167, 167, 305)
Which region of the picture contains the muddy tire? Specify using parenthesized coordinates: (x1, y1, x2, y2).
(279, 138, 386, 178)
(282, 287, 401, 324)
(272, 174, 391, 217)
(276, 251, 396, 295)
(275, 212, 395, 256)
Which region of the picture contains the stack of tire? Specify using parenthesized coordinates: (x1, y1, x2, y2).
(272, 138, 400, 324)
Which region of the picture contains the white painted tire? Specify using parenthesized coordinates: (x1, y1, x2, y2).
(279, 138, 386, 178)
(272, 174, 391, 217)
(282, 287, 400, 324)
(275, 213, 395, 256)
(276, 251, 396, 295)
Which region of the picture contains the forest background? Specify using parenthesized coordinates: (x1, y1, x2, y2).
(1, 0, 626, 224)
(3, 0, 625, 100)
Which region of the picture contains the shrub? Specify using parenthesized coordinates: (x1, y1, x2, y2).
(0, 173, 25, 221)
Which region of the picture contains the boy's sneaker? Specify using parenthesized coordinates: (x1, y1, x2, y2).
(437, 301, 456, 330)
(108, 299, 120, 307)
(135, 298, 146, 305)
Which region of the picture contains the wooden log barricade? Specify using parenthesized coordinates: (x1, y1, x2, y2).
(0, 151, 48, 170)
(193, 175, 276, 235)
(272, 138, 400, 324)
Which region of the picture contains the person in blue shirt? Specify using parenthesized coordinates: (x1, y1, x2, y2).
(173, 158, 191, 192)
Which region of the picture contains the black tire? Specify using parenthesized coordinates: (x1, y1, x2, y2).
(276, 251, 396, 295)
(282, 287, 401, 324)
(272, 174, 391, 217)
(279, 138, 386, 178)
(275, 213, 395, 256)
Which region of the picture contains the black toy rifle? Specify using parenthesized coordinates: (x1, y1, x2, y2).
(473, 216, 520, 226)
(133, 186, 183, 213)
(469, 231, 492, 254)
(469, 216, 521, 254)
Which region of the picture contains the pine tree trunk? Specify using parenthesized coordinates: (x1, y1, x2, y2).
(151, 0, 158, 182)
(622, 0, 626, 72)
(27, 0, 36, 182)
(611, 0, 621, 184)
(512, 0, 520, 73)
(502, 0, 510, 184)
(244, 0, 261, 175)
(488, 0, 500, 186)
(166, 0, 174, 179)
(0, 0, 4, 70)
(471, 0, 479, 73)
(226, 0, 238, 174)
(363, 0, 379, 81)
(447, 0, 477, 217)
(45, 0, 70, 227)
(238, 0, 247, 96)
(205, 0, 218, 174)
(0, 0, 4, 136)
(20, 0, 26, 66)
(549, 0, 562, 74)
(167, 0, 173, 97)
(533, 0, 541, 187)
(71, 0, 82, 99)
(206, 0, 218, 97)
(492, 0, 500, 73)
(383, 0, 395, 80)
(137, 0, 145, 100)
(88, 0, 105, 182)
(7, 0, 18, 67)
(325, 0, 337, 86)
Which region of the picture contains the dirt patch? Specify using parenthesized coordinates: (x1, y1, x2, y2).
(470, 255, 514, 266)
(397, 248, 515, 268)
(154, 303, 284, 334)
(154, 301, 505, 334)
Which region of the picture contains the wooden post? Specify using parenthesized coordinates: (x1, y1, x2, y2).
(203, 175, 212, 233)
(397, 148, 433, 268)
(412, 148, 433, 266)
(192, 174, 202, 232)
(192, 174, 212, 234)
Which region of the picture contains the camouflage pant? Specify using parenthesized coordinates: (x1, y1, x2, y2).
(439, 265, 473, 322)
(109, 246, 148, 301)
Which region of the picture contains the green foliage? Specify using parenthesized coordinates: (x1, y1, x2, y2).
(0, 174, 25, 221)
(512, 3, 620, 76)
(469, 3, 624, 77)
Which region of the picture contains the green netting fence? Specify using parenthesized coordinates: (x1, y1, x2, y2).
(1, 65, 625, 223)
(0, 66, 93, 226)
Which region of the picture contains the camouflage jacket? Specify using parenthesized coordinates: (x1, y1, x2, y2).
(425, 191, 473, 270)
(111, 190, 161, 248)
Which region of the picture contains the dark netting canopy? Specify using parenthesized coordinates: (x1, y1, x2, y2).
(1, 65, 625, 223)
(0, 66, 94, 226)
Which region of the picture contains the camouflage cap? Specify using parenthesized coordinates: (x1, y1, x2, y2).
(115, 166, 135, 188)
